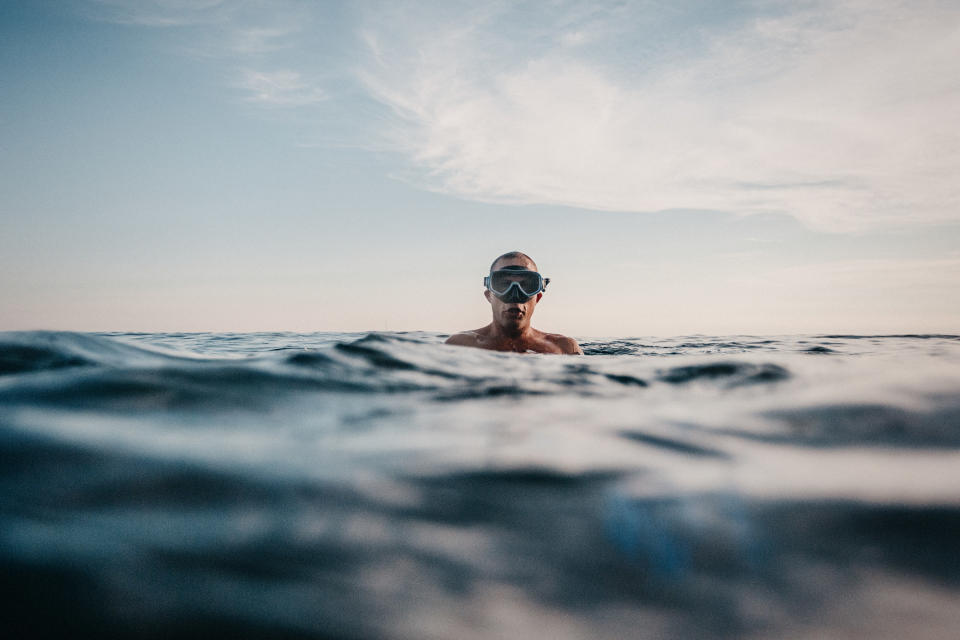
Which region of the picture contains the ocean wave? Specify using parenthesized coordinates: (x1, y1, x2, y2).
(0, 331, 803, 408)
(3, 331, 960, 638)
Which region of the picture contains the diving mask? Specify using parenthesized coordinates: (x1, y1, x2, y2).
(484, 266, 550, 303)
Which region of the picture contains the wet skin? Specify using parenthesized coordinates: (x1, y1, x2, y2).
(445, 257, 583, 355)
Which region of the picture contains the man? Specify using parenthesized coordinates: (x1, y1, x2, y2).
(445, 251, 583, 354)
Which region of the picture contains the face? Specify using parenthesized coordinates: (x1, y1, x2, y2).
(484, 257, 543, 334)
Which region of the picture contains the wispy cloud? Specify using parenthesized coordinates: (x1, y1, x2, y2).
(91, 0, 229, 27)
(237, 69, 326, 106)
(359, 0, 960, 231)
(90, 0, 325, 108)
(229, 26, 297, 55)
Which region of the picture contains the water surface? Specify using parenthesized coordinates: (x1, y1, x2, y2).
(2, 331, 959, 638)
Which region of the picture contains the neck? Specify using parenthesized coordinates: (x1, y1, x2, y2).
(491, 320, 533, 340)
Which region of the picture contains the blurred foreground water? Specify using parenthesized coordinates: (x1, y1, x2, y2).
(2, 331, 959, 639)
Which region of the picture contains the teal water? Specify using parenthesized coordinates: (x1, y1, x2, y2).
(2, 331, 959, 638)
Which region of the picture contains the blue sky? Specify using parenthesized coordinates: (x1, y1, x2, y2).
(2, 0, 959, 335)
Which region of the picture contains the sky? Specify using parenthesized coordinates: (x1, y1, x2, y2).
(1, 0, 959, 336)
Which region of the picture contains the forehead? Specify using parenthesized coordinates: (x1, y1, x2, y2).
(492, 256, 537, 271)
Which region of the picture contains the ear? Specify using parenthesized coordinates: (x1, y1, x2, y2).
(535, 292, 544, 303)
(484, 289, 492, 303)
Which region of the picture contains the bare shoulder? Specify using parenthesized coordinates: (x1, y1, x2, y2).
(544, 333, 583, 355)
(444, 330, 485, 347)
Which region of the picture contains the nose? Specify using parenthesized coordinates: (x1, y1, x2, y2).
(497, 284, 532, 304)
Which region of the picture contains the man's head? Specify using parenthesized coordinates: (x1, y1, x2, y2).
(489, 251, 537, 274)
(484, 251, 546, 335)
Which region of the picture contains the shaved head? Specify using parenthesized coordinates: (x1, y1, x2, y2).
(490, 251, 537, 272)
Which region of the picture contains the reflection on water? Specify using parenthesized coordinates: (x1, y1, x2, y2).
(1, 331, 959, 638)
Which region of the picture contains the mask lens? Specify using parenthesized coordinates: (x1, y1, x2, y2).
(490, 270, 542, 295)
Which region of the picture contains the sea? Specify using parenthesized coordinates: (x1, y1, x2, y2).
(2, 330, 959, 639)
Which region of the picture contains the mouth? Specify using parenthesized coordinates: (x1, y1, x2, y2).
(504, 308, 524, 318)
